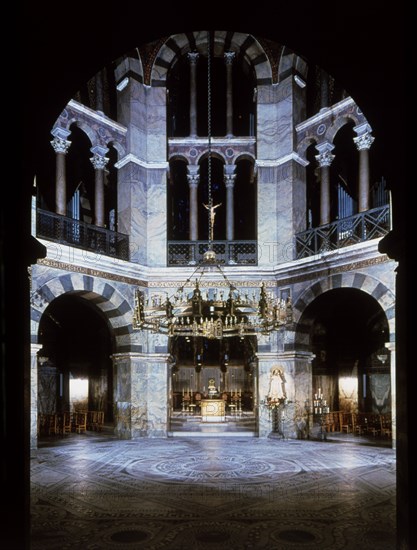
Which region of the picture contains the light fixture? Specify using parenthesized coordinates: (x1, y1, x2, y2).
(132, 31, 293, 340)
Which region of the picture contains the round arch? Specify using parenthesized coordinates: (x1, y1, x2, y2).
(150, 30, 273, 86)
(30, 273, 135, 353)
(289, 272, 395, 351)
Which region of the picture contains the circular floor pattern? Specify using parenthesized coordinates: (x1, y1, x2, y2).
(110, 530, 149, 543)
(127, 454, 301, 483)
(277, 529, 317, 543)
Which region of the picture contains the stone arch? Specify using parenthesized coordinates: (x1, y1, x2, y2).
(197, 149, 225, 165)
(234, 152, 256, 164)
(107, 139, 126, 159)
(30, 273, 135, 353)
(324, 114, 361, 144)
(289, 272, 395, 351)
(66, 119, 97, 148)
(296, 136, 318, 160)
(168, 152, 190, 164)
(150, 30, 272, 86)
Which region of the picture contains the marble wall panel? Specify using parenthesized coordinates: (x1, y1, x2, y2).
(31, 344, 42, 449)
(257, 103, 280, 159)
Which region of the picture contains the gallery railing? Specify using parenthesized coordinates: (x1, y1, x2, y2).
(167, 240, 258, 266)
(36, 209, 130, 261)
(295, 204, 390, 259)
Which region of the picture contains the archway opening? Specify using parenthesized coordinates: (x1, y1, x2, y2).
(169, 335, 257, 433)
(301, 288, 390, 418)
(38, 294, 114, 428)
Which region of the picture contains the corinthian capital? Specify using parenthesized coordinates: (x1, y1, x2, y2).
(187, 173, 200, 187)
(90, 153, 109, 170)
(353, 132, 375, 151)
(50, 136, 71, 154)
(224, 51, 236, 65)
(187, 51, 199, 65)
(224, 174, 237, 188)
(315, 142, 335, 167)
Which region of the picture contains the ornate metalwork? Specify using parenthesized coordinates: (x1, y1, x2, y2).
(167, 240, 257, 266)
(133, 262, 292, 339)
(37, 209, 129, 260)
(295, 204, 390, 259)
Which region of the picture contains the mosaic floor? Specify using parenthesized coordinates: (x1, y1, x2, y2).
(30, 432, 396, 549)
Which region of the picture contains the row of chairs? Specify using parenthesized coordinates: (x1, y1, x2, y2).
(38, 410, 104, 436)
(321, 411, 392, 437)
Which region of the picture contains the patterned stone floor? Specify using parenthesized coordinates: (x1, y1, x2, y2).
(30, 432, 396, 549)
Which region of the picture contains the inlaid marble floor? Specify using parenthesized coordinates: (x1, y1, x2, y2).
(30, 433, 396, 549)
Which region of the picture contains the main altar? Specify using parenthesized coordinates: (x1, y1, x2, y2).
(200, 399, 226, 422)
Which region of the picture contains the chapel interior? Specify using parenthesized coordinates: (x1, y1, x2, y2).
(4, 3, 411, 549)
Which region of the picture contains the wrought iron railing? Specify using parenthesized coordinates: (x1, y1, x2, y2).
(36, 209, 130, 260)
(167, 240, 258, 266)
(295, 204, 390, 259)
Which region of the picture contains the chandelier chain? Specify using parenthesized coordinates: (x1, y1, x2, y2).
(207, 30, 213, 249)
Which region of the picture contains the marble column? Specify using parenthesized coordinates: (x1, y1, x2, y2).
(30, 344, 42, 449)
(353, 123, 375, 212)
(112, 352, 170, 438)
(90, 146, 109, 227)
(224, 164, 236, 241)
(315, 142, 335, 226)
(320, 69, 329, 109)
(187, 165, 200, 241)
(187, 52, 199, 138)
(385, 341, 396, 448)
(224, 51, 236, 137)
(50, 128, 71, 216)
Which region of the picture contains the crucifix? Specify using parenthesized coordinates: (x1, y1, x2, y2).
(203, 202, 222, 242)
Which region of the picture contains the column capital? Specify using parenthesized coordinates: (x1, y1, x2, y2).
(90, 153, 109, 170)
(50, 136, 71, 154)
(187, 51, 199, 64)
(315, 142, 335, 167)
(224, 51, 236, 64)
(353, 132, 375, 151)
(187, 173, 200, 187)
(224, 173, 237, 188)
(90, 145, 109, 170)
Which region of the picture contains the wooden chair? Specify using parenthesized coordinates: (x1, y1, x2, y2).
(380, 414, 392, 438)
(47, 413, 58, 436)
(74, 411, 87, 434)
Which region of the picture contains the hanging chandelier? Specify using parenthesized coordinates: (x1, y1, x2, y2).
(132, 31, 293, 340)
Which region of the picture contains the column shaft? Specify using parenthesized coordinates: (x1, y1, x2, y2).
(315, 143, 335, 226)
(354, 128, 374, 213)
(188, 52, 199, 138)
(90, 148, 109, 228)
(187, 166, 200, 241)
(224, 52, 235, 137)
(320, 166, 331, 225)
(50, 131, 71, 216)
(55, 153, 67, 215)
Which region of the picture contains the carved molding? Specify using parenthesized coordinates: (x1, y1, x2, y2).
(36, 258, 147, 286)
(277, 254, 392, 287)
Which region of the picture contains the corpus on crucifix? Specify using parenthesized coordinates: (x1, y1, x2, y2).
(203, 202, 222, 241)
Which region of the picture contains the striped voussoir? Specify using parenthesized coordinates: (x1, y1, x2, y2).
(30, 273, 136, 353)
(150, 31, 273, 87)
(290, 272, 395, 351)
